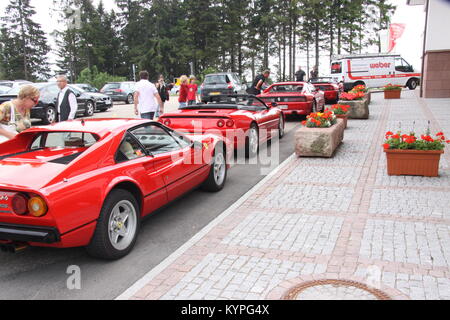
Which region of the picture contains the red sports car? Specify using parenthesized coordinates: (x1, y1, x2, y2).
(159, 95, 285, 158)
(309, 77, 342, 104)
(258, 82, 325, 116)
(0, 119, 231, 259)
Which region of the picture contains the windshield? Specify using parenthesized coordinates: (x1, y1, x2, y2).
(208, 95, 266, 108)
(331, 62, 342, 74)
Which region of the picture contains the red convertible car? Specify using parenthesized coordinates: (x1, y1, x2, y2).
(258, 82, 325, 116)
(309, 77, 342, 104)
(158, 95, 285, 158)
(0, 119, 231, 259)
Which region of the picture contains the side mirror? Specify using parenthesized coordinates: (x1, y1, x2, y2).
(76, 93, 81, 97)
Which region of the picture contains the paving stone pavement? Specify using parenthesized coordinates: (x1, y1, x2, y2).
(122, 90, 450, 300)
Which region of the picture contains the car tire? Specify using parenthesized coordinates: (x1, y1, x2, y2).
(126, 94, 134, 105)
(245, 123, 259, 158)
(41, 105, 56, 125)
(201, 145, 227, 192)
(86, 189, 140, 260)
(407, 78, 419, 90)
(84, 101, 95, 117)
(278, 115, 285, 139)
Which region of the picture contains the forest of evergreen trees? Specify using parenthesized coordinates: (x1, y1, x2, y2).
(0, 0, 396, 84)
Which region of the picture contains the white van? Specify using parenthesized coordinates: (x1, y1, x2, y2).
(330, 53, 421, 91)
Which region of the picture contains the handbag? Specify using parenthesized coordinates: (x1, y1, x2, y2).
(0, 102, 17, 143)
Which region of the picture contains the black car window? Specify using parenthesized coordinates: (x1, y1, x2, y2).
(331, 62, 342, 74)
(130, 124, 183, 155)
(104, 83, 120, 90)
(270, 85, 303, 92)
(204, 75, 227, 85)
(116, 133, 146, 163)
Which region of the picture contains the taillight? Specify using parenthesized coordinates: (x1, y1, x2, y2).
(163, 119, 171, 126)
(217, 120, 225, 128)
(28, 196, 48, 217)
(227, 82, 233, 90)
(226, 119, 234, 127)
(114, 89, 124, 93)
(12, 194, 28, 215)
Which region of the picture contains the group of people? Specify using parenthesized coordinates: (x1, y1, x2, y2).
(0, 75, 78, 143)
(133, 72, 200, 120)
(294, 65, 319, 82)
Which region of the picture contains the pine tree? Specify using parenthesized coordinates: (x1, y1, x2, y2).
(0, 0, 51, 81)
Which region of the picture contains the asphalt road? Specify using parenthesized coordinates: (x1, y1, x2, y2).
(0, 97, 302, 300)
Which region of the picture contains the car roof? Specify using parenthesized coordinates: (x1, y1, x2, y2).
(269, 82, 307, 85)
(26, 118, 150, 139)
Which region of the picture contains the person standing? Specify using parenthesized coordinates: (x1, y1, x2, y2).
(0, 85, 39, 143)
(56, 75, 78, 122)
(295, 66, 306, 82)
(310, 65, 319, 80)
(155, 74, 169, 117)
(247, 69, 270, 95)
(187, 75, 199, 105)
(134, 70, 163, 120)
(178, 75, 189, 108)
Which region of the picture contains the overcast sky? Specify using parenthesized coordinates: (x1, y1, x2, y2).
(0, 0, 426, 75)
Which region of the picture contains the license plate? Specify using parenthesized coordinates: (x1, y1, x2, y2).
(209, 92, 221, 96)
(278, 105, 288, 109)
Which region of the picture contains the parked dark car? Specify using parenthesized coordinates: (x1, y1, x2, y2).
(0, 80, 33, 89)
(0, 83, 112, 124)
(200, 72, 246, 103)
(75, 83, 99, 93)
(100, 82, 136, 104)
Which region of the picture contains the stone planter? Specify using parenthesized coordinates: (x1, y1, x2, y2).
(365, 92, 371, 104)
(295, 119, 345, 157)
(384, 149, 444, 177)
(335, 114, 348, 129)
(337, 99, 369, 119)
(384, 90, 401, 99)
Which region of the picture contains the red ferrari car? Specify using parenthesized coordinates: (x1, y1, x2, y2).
(0, 119, 231, 259)
(159, 95, 285, 158)
(309, 77, 342, 104)
(258, 82, 325, 116)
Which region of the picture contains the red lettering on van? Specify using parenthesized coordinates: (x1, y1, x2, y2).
(370, 63, 391, 69)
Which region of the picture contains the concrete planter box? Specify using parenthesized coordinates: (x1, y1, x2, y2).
(338, 99, 369, 119)
(365, 92, 371, 104)
(335, 114, 348, 129)
(295, 119, 345, 158)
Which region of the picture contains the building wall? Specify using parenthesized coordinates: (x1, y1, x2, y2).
(423, 50, 450, 98)
(425, 0, 450, 51)
(423, 0, 450, 98)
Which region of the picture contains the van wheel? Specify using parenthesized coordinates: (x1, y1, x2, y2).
(407, 78, 419, 90)
(353, 81, 365, 89)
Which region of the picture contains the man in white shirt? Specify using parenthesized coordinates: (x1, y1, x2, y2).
(134, 71, 163, 120)
(56, 75, 78, 122)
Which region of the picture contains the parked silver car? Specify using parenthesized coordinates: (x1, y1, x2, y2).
(100, 82, 136, 104)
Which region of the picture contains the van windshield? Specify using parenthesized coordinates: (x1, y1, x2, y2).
(331, 62, 342, 74)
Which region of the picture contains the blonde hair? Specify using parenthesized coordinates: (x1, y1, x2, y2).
(18, 85, 40, 100)
(180, 75, 188, 84)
